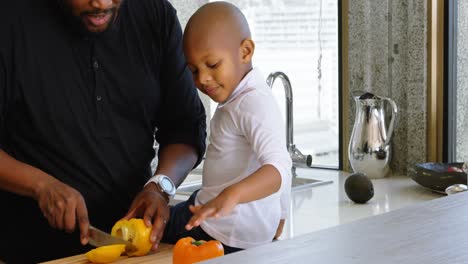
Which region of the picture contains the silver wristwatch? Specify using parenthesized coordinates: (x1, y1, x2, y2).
(145, 174, 176, 198)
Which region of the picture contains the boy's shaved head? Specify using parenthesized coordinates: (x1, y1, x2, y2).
(184, 1, 251, 50)
(183, 1, 255, 103)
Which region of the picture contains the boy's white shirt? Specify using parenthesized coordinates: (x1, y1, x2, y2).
(195, 67, 292, 249)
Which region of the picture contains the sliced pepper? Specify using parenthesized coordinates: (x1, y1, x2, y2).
(85, 244, 125, 264)
(111, 218, 152, 257)
(173, 237, 224, 264)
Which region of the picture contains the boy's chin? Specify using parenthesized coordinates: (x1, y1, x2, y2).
(209, 95, 224, 103)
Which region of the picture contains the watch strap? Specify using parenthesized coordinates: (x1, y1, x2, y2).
(144, 174, 175, 200)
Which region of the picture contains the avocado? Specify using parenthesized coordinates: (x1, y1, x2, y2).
(344, 173, 374, 203)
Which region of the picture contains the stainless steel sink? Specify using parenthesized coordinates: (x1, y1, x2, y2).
(177, 180, 202, 196)
(176, 168, 203, 196)
(177, 178, 332, 196)
(176, 168, 333, 196)
(291, 177, 332, 191)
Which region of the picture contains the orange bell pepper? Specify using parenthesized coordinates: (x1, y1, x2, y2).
(111, 218, 152, 257)
(173, 237, 224, 264)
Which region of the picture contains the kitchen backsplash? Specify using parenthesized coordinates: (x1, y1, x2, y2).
(457, 1, 468, 161)
(348, 0, 427, 175)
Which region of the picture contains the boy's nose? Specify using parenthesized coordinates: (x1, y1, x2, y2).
(198, 71, 212, 84)
(90, 0, 114, 10)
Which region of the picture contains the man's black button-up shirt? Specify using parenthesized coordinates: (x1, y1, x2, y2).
(0, 0, 206, 224)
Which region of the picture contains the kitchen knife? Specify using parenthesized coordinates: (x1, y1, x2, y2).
(88, 225, 137, 252)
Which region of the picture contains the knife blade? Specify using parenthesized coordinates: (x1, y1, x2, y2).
(88, 225, 137, 252)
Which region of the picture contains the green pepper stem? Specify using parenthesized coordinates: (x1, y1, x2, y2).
(191, 241, 205, 246)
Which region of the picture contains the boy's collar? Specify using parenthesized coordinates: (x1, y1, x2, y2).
(218, 67, 263, 108)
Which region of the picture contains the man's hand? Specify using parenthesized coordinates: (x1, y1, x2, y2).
(185, 188, 240, 230)
(123, 183, 170, 251)
(34, 178, 89, 245)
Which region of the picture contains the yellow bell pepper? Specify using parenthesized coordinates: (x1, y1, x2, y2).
(85, 244, 125, 264)
(111, 218, 152, 257)
(173, 237, 224, 264)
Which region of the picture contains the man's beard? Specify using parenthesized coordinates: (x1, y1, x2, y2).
(56, 0, 118, 37)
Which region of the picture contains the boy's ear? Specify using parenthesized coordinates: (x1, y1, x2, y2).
(240, 39, 255, 63)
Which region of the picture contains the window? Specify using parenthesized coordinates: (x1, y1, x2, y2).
(208, 0, 341, 168)
(446, 0, 468, 162)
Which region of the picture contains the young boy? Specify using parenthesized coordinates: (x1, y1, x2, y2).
(162, 1, 292, 254)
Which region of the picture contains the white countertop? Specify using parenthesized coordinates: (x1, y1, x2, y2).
(280, 168, 444, 240)
(203, 188, 468, 264)
(174, 167, 444, 240)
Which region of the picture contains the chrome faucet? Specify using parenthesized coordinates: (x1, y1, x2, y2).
(266, 72, 313, 177)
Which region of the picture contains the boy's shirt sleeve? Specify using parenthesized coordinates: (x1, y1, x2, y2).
(236, 90, 293, 196)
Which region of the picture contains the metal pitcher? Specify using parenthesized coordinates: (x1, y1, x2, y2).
(348, 92, 398, 178)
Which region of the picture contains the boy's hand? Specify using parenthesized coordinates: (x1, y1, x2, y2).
(185, 189, 240, 230)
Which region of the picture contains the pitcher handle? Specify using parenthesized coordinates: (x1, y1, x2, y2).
(350, 90, 368, 98)
(381, 96, 398, 146)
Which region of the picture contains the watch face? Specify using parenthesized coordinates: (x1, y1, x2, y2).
(160, 177, 175, 195)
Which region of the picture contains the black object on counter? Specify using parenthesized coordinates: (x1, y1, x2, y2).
(411, 162, 466, 194)
(344, 173, 374, 204)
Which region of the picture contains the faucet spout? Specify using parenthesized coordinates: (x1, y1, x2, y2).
(266, 71, 312, 170)
(266, 72, 294, 153)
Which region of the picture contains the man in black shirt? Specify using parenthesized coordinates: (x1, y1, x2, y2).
(0, 0, 206, 262)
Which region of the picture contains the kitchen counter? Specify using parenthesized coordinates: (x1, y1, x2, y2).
(174, 167, 444, 239)
(280, 168, 444, 239)
(43, 169, 444, 263)
(203, 189, 468, 264)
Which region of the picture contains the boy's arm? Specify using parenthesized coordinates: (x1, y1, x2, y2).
(224, 164, 282, 203)
(185, 164, 281, 230)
